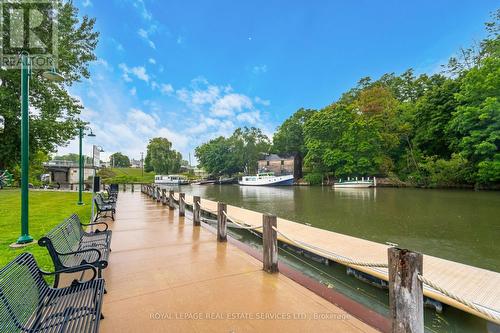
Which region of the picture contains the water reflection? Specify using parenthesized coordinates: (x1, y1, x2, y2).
(238, 185, 294, 201)
(332, 188, 377, 201)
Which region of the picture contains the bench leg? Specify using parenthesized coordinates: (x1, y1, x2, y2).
(53, 273, 60, 288)
(101, 313, 105, 319)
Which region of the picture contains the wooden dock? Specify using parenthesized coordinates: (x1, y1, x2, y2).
(175, 193, 500, 324)
(88, 191, 380, 332)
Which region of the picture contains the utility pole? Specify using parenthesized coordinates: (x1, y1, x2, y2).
(141, 152, 144, 177)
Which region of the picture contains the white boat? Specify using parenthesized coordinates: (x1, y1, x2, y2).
(333, 177, 376, 188)
(239, 172, 294, 186)
(154, 175, 189, 185)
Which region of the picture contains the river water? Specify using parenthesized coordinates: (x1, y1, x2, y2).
(160, 184, 500, 332)
(179, 185, 500, 272)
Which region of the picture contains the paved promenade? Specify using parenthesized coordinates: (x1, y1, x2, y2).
(94, 191, 378, 332)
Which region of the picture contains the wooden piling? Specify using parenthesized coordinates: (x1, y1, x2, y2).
(161, 189, 166, 205)
(193, 196, 201, 226)
(169, 190, 175, 210)
(263, 214, 279, 273)
(388, 247, 424, 333)
(217, 202, 227, 242)
(156, 187, 161, 202)
(123, 184, 126, 192)
(179, 193, 185, 216)
(132, 184, 134, 192)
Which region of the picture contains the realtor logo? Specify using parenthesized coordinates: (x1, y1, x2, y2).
(0, 0, 58, 69)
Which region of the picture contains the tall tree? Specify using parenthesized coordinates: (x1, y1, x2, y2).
(145, 137, 182, 174)
(110, 152, 131, 168)
(0, 1, 99, 171)
(272, 108, 315, 178)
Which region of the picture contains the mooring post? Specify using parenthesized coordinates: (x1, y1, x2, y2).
(217, 202, 227, 242)
(131, 184, 134, 192)
(193, 196, 201, 226)
(123, 183, 126, 192)
(157, 187, 161, 202)
(388, 247, 424, 333)
(263, 214, 279, 273)
(169, 190, 175, 210)
(160, 189, 165, 205)
(179, 193, 185, 216)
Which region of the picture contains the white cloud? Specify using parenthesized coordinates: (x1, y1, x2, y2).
(130, 87, 137, 96)
(148, 58, 156, 64)
(119, 63, 149, 83)
(210, 93, 253, 117)
(82, 0, 92, 7)
(132, 0, 152, 21)
(138, 28, 156, 49)
(160, 83, 174, 95)
(254, 96, 270, 106)
(252, 64, 267, 74)
(176, 36, 184, 44)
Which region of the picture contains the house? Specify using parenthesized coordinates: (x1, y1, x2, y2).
(43, 160, 97, 189)
(258, 154, 300, 180)
(130, 159, 142, 168)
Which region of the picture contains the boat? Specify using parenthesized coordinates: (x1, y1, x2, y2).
(333, 176, 376, 188)
(215, 177, 237, 185)
(154, 175, 189, 185)
(239, 172, 294, 186)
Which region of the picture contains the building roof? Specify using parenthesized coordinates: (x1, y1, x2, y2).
(259, 154, 294, 161)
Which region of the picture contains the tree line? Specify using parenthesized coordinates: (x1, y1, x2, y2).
(196, 11, 499, 187)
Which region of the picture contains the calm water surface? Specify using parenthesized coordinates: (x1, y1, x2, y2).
(178, 185, 500, 272)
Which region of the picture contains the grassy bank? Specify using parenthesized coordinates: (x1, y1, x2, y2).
(98, 167, 155, 184)
(0, 189, 92, 273)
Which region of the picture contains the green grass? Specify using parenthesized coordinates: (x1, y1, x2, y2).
(0, 189, 92, 274)
(104, 167, 155, 183)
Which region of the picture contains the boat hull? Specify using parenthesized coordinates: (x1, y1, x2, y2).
(333, 182, 373, 188)
(239, 175, 294, 186)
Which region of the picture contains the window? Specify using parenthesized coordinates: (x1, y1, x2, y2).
(280, 160, 284, 165)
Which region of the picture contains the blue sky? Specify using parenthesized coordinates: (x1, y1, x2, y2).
(60, 0, 498, 163)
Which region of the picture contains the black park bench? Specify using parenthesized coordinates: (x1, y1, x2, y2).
(38, 214, 112, 288)
(94, 195, 116, 222)
(0, 252, 105, 333)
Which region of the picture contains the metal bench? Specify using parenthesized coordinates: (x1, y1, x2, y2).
(97, 192, 116, 205)
(94, 195, 116, 222)
(38, 214, 112, 288)
(0, 252, 105, 333)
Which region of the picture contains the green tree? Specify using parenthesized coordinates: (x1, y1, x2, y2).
(110, 152, 131, 168)
(272, 108, 315, 178)
(0, 1, 99, 171)
(145, 137, 182, 174)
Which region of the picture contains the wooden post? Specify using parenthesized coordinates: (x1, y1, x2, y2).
(131, 184, 134, 192)
(388, 247, 424, 333)
(179, 193, 185, 216)
(123, 183, 126, 192)
(193, 196, 201, 226)
(263, 214, 279, 273)
(162, 189, 167, 205)
(169, 190, 175, 210)
(156, 187, 161, 202)
(217, 202, 227, 242)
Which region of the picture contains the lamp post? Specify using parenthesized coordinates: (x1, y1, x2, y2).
(16, 52, 64, 245)
(141, 152, 144, 177)
(77, 125, 95, 205)
(90, 145, 104, 221)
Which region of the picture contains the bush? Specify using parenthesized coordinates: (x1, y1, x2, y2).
(304, 172, 323, 185)
(417, 153, 472, 187)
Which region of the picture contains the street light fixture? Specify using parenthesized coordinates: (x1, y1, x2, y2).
(90, 145, 104, 221)
(77, 125, 95, 205)
(16, 52, 65, 245)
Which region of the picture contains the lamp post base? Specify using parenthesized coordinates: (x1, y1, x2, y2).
(77, 201, 85, 206)
(15, 234, 34, 245)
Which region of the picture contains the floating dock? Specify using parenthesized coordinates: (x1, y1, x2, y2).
(176, 193, 500, 324)
(69, 191, 381, 332)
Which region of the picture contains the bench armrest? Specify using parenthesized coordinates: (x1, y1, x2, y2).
(40, 264, 98, 282)
(81, 221, 109, 231)
(57, 248, 102, 262)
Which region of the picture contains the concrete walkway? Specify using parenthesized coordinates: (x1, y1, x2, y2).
(96, 191, 378, 332)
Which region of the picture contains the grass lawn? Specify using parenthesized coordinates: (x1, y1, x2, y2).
(107, 167, 155, 183)
(0, 189, 92, 274)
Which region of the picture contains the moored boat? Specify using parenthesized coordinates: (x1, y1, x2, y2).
(333, 177, 376, 188)
(154, 175, 189, 185)
(239, 172, 294, 186)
